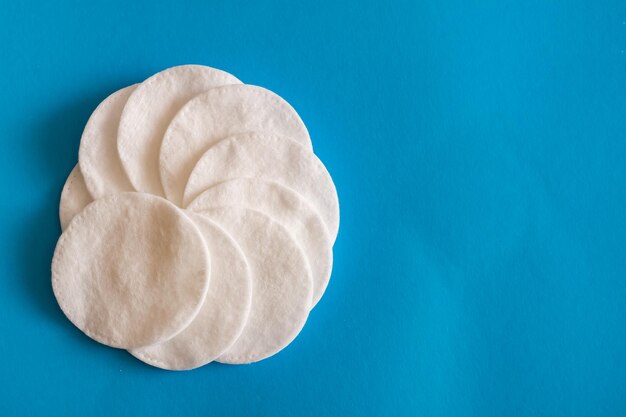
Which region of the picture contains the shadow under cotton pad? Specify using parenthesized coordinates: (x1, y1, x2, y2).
(188, 178, 333, 308)
(199, 207, 313, 364)
(78, 84, 137, 199)
(159, 84, 312, 206)
(52, 193, 211, 350)
(59, 165, 93, 231)
(183, 133, 339, 242)
(117, 65, 242, 197)
(130, 213, 253, 371)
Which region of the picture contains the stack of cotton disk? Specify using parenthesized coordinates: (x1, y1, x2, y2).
(52, 65, 338, 370)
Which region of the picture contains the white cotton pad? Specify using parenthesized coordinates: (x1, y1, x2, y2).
(117, 65, 242, 196)
(52, 193, 211, 350)
(78, 84, 137, 199)
(59, 165, 93, 231)
(199, 207, 313, 364)
(183, 133, 339, 242)
(188, 179, 333, 308)
(130, 213, 253, 370)
(159, 84, 312, 206)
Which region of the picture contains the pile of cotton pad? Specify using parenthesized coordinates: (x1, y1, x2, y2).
(52, 65, 338, 370)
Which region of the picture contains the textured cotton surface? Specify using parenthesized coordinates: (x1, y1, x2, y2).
(59, 165, 93, 231)
(159, 84, 312, 206)
(188, 178, 332, 308)
(199, 207, 312, 364)
(53, 73, 336, 368)
(117, 65, 241, 196)
(52, 193, 211, 349)
(184, 133, 339, 241)
(78, 85, 137, 199)
(131, 213, 253, 370)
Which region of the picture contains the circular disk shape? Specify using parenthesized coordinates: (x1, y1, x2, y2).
(117, 65, 242, 196)
(59, 165, 93, 231)
(159, 84, 312, 206)
(52, 193, 211, 350)
(199, 207, 313, 364)
(131, 213, 253, 370)
(188, 178, 333, 308)
(79, 84, 137, 199)
(183, 133, 339, 242)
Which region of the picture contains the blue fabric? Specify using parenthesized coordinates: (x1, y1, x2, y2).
(1, 1, 625, 415)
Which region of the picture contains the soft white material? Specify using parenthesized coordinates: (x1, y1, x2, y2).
(198, 207, 312, 364)
(184, 133, 339, 242)
(59, 165, 93, 231)
(159, 84, 312, 206)
(78, 85, 137, 199)
(52, 193, 211, 350)
(188, 179, 332, 308)
(131, 213, 253, 370)
(117, 65, 241, 196)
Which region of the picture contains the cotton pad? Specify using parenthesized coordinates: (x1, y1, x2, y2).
(184, 133, 339, 242)
(198, 207, 312, 364)
(52, 193, 211, 349)
(188, 179, 332, 308)
(130, 213, 253, 370)
(159, 84, 312, 206)
(117, 65, 241, 196)
(59, 165, 93, 231)
(78, 84, 137, 199)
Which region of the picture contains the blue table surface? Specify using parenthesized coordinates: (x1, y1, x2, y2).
(1, 1, 626, 416)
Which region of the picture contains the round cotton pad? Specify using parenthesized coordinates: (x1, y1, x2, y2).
(188, 179, 332, 308)
(117, 65, 241, 196)
(78, 84, 137, 199)
(52, 193, 211, 349)
(184, 133, 339, 242)
(199, 207, 313, 364)
(59, 165, 93, 231)
(159, 84, 312, 206)
(131, 213, 253, 370)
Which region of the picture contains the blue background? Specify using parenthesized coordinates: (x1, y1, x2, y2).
(1, 1, 626, 416)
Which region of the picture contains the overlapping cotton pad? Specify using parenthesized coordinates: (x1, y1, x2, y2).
(52, 64, 339, 369)
(183, 133, 339, 242)
(159, 84, 312, 206)
(117, 65, 241, 196)
(59, 165, 93, 231)
(78, 85, 137, 199)
(131, 213, 253, 370)
(52, 193, 211, 349)
(188, 179, 333, 308)
(198, 207, 313, 364)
